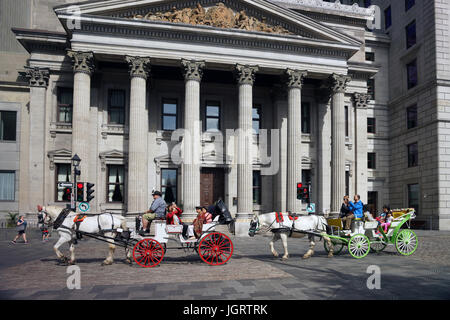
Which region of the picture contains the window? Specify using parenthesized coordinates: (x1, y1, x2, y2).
(253, 171, 261, 205)
(205, 101, 220, 131)
(407, 105, 418, 129)
(384, 6, 392, 29)
(368, 152, 376, 169)
(302, 169, 312, 185)
(365, 52, 375, 62)
(108, 89, 126, 124)
(162, 99, 178, 131)
(407, 59, 418, 89)
(344, 106, 349, 137)
(367, 118, 376, 134)
(161, 169, 177, 203)
(408, 184, 419, 215)
(56, 164, 71, 202)
(0, 171, 15, 201)
(367, 79, 375, 100)
(408, 143, 418, 167)
(57, 87, 73, 123)
(302, 102, 311, 134)
(367, 191, 378, 217)
(107, 165, 125, 203)
(405, 0, 415, 11)
(345, 171, 350, 196)
(252, 105, 261, 134)
(0, 111, 17, 141)
(406, 20, 416, 49)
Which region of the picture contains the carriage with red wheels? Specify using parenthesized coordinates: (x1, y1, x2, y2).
(132, 200, 235, 268)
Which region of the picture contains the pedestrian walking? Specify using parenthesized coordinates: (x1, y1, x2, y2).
(11, 215, 28, 244)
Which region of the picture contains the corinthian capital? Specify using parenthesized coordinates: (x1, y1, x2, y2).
(235, 64, 258, 85)
(286, 69, 307, 89)
(23, 66, 49, 87)
(353, 92, 370, 109)
(126, 56, 151, 79)
(330, 73, 351, 94)
(181, 59, 205, 82)
(67, 51, 95, 75)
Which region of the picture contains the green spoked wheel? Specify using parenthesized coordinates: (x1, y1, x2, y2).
(370, 240, 387, 253)
(395, 229, 418, 256)
(324, 238, 344, 255)
(348, 234, 370, 259)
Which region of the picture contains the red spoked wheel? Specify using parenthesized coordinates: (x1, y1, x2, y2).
(198, 232, 233, 266)
(133, 238, 164, 268)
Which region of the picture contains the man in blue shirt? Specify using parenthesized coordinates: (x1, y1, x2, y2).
(140, 191, 167, 235)
(342, 194, 364, 230)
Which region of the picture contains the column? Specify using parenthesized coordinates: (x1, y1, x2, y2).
(286, 69, 307, 214)
(67, 51, 94, 182)
(181, 59, 205, 220)
(353, 93, 370, 203)
(316, 86, 332, 215)
(24, 67, 49, 211)
(330, 74, 351, 214)
(234, 64, 258, 236)
(126, 56, 151, 213)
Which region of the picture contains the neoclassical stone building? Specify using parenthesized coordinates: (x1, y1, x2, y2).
(1, 0, 446, 232)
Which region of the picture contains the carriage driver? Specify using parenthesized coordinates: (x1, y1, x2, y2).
(140, 191, 167, 236)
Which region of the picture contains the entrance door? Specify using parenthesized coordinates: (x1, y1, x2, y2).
(200, 168, 225, 207)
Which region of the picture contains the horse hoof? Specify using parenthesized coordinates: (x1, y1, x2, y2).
(272, 252, 279, 258)
(327, 253, 334, 258)
(281, 256, 289, 261)
(68, 260, 76, 265)
(126, 259, 132, 265)
(101, 261, 113, 266)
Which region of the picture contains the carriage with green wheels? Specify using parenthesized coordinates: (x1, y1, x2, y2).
(322, 208, 418, 259)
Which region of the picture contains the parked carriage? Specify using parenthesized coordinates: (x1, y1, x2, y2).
(323, 208, 418, 259)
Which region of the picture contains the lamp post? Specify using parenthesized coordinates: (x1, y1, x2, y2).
(71, 154, 81, 211)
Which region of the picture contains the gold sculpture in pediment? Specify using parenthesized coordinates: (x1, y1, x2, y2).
(129, 3, 292, 35)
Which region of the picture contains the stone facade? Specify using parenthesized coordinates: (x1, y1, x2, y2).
(0, 0, 448, 231)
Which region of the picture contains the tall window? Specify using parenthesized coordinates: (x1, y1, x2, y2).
(406, 20, 416, 49)
(0, 111, 17, 141)
(407, 59, 418, 89)
(408, 142, 418, 167)
(367, 79, 375, 100)
(162, 99, 177, 131)
(108, 89, 126, 125)
(107, 165, 125, 203)
(408, 184, 419, 215)
(205, 101, 220, 131)
(302, 102, 311, 134)
(368, 152, 376, 169)
(405, 0, 415, 11)
(56, 164, 71, 202)
(367, 117, 376, 134)
(0, 171, 15, 201)
(345, 171, 350, 196)
(252, 105, 261, 134)
(57, 87, 73, 123)
(161, 168, 177, 203)
(253, 171, 261, 205)
(407, 105, 418, 129)
(344, 106, 349, 137)
(384, 6, 392, 29)
(302, 169, 312, 185)
(365, 52, 375, 62)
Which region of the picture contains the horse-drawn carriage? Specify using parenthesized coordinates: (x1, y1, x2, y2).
(38, 200, 235, 267)
(323, 208, 418, 259)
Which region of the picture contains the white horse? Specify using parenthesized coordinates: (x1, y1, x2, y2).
(38, 205, 132, 266)
(248, 212, 334, 260)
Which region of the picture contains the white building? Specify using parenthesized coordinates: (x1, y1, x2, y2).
(0, 0, 448, 232)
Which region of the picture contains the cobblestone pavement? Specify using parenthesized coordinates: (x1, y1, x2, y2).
(0, 229, 449, 300)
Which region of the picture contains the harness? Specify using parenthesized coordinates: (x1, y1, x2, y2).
(97, 213, 116, 234)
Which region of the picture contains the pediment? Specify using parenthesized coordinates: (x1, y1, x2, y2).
(55, 0, 361, 46)
(48, 148, 72, 158)
(99, 149, 127, 159)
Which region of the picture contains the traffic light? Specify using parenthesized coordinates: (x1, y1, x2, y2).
(77, 182, 84, 202)
(86, 183, 95, 202)
(297, 183, 303, 200)
(63, 187, 72, 201)
(303, 184, 310, 203)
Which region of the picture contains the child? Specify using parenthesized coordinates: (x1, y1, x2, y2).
(381, 211, 393, 233)
(41, 225, 50, 242)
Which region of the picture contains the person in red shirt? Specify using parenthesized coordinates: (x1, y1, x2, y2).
(193, 206, 213, 238)
(166, 202, 183, 225)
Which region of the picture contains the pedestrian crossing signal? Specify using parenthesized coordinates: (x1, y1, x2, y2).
(297, 183, 303, 200)
(86, 183, 95, 202)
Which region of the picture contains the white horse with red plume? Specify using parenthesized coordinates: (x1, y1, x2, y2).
(37, 205, 132, 265)
(248, 211, 334, 260)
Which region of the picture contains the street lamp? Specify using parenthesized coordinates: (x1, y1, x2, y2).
(71, 154, 81, 210)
